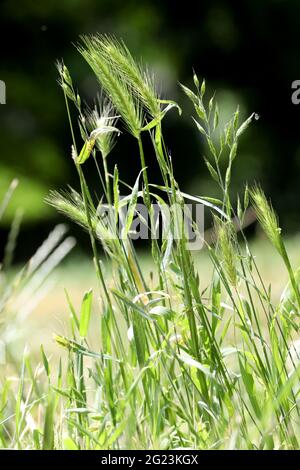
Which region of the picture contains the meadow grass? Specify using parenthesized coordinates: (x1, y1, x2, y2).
(1, 36, 300, 450)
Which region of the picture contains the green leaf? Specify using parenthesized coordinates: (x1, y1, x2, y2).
(238, 356, 261, 419)
(211, 273, 221, 334)
(122, 170, 143, 238)
(141, 100, 182, 132)
(113, 165, 119, 222)
(236, 113, 255, 139)
(54, 335, 119, 361)
(149, 305, 174, 319)
(158, 99, 182, 116)
(178, 350, 218, 381)
(42, 392, 55, 450)
(79, 289, 93, 338)
(64, 288, 79, 331)
(63, 436, 78, 450)
(40, 345, 50, 378)
(111, 288, 152, 320)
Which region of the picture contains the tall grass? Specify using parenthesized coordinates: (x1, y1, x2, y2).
(1, 36, 300, 449)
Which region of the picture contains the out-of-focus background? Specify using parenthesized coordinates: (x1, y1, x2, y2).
(0, 0, 300, 355)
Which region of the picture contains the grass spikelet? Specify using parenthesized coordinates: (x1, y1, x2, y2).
(251, 186, 300, 308)
(250, 186, 282, 254)
(215, 218, 238, 287)
(46, 189, 121, 259)
(95, 35, 160, 118)
(46, 189, 92, 233)
(84, 96, 119, 158)
(78, 35, 143, 138)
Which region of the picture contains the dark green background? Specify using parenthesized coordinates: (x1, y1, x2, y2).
(1, 0, 300, 257)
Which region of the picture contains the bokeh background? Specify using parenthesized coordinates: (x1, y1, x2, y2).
(1, 0, 300, 261)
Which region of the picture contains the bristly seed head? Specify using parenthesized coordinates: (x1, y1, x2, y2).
(215, 217, 238, 287)
(250, 186, 282, 254)
(77, 35, 144, 138)
(84, 97, 120, 158)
